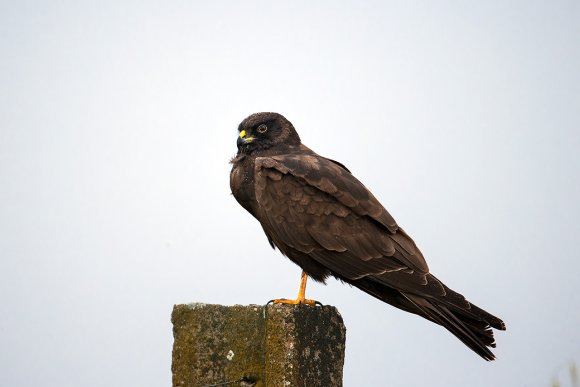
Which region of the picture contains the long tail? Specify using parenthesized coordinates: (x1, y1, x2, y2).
(351, 276, 506, 360)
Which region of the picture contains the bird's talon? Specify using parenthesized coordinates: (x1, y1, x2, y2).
(270, 298, 318, 306)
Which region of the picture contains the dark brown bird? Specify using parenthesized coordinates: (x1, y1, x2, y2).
(230, 112, 506, 360)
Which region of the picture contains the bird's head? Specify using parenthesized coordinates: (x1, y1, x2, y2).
(236, 112, 301, 154)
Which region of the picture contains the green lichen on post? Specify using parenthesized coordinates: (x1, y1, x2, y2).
(172, 303, 346, 387)
(264, 304, 346, 386)
(172, 303, 266, 386)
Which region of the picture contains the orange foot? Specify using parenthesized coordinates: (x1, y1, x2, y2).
(268, 271, 322, 306)
(271, 297, 317, 305)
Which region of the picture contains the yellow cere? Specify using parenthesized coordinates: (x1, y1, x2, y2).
(239, 130, 246, 138)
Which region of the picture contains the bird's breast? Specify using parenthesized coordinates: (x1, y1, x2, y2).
(230, 155, 258, 216)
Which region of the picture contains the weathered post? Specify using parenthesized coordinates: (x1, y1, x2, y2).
(171, 303, 346, 386)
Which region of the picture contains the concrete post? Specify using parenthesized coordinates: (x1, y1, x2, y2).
(171, 303, 346, 387)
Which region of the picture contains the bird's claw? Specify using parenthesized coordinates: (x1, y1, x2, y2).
(267, 298, 323, 306)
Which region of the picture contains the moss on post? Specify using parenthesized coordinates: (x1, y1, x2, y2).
(171, 303, 346, 387)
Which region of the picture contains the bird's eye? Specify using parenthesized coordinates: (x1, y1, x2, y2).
(257, 124, 268, 134)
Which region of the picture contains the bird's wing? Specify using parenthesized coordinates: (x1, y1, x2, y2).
(253, 153, 429, 276)
(254, 153, 506, 337)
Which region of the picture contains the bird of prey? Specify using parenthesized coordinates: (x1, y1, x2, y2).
(230, 112, 506, 360)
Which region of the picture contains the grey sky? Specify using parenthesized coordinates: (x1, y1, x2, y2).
(1, 1, 579, 386)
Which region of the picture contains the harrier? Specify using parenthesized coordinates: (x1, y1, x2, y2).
(230, 112, 506, 360)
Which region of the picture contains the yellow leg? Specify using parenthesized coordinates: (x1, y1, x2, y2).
(272, 271, 317, 305)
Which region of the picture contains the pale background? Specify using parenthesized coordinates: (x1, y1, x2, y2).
(1, 1, 579, 386)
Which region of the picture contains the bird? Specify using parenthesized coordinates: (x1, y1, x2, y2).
(229, 112, 506, 360)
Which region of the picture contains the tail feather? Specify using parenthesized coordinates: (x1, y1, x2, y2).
(403, 293, 497, 360)
(430, 274, 507, 331)
(351, 276, 505, 360)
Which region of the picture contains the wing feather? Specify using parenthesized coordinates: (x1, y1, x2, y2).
(254, 153, 503, 325)
(256, 153, 429, 274)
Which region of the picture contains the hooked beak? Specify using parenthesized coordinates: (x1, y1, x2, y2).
(237, 130, 255, 148)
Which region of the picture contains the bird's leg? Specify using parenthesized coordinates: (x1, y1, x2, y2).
(272, 271, 317, 305)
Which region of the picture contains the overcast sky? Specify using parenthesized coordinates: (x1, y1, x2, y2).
(1, 1, 579, 386)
